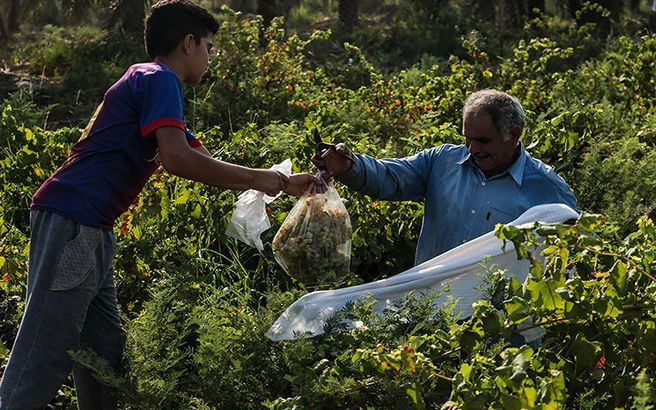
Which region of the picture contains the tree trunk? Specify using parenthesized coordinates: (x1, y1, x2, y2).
(0, 11, 8, 43)
(257, 0, 278, 26)
(497, 0, 524, 31)
(107, 0, 147, 35)
(527, 0, 545, 18)
(568, 0, 618, 37)
(338, 0, 359, 32)
(7, 0, 19, 33)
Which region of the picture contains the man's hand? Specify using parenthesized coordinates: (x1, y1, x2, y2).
(311, 143, 354, 180)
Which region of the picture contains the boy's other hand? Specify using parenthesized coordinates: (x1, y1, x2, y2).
(284, 173, 326, 197)
(311, 143, 354, 181)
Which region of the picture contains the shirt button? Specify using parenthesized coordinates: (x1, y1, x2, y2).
(481, 181, 486, 186)
(462, 239, 467, 243)
(471, 209, 476, 214)
(486, 201, 490, 205)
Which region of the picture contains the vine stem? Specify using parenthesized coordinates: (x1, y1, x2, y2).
(515, 303, 654, 334)
(592, 249, 655, 282)
(435, 373, 454, 382)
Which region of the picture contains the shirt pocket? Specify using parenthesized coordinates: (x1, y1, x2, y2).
(488, 206, 520, 227)
(51, 225, 101, 291)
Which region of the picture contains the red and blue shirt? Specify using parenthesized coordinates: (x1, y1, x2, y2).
(32, 62, 201, 230)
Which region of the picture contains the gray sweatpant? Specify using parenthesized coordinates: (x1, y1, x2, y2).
(0, 210, 125, 409)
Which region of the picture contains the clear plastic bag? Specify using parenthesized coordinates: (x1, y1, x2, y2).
(272, 183, 352, 286)
(226, 159, 292, 251)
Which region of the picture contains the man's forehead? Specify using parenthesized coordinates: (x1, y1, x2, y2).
(463, 111, 493, 128)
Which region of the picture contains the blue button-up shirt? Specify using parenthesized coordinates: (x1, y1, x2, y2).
(339, 143, 578, 265)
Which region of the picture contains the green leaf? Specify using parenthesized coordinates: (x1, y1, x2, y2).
(459, 330, 480, 353)
(406, 386, 418, 405)
(577, 213, 602, 231)
(481, 311, 503, 336)
(505, 297, 530, 323)
(460, 363, 472, 380)
(526, 279, 564, 311)
(640, 328, 656, 354)
(191, 204, 201, 219)
(609, 261, 628, 296)
(174, 187, 191, 205)
(500, 393, 522, 410)
(523, 386, 538, 407)
(566, 333, 600, 375)
(508, 277, 524, 298)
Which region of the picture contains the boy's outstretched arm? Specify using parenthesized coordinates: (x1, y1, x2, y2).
(156, 127, 322, 196)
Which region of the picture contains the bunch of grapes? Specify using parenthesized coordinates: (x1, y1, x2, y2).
(273, 195, 352, 286)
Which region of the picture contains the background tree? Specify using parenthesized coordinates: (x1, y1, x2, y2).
(257, 0, 300, 26)
(338, 0, 358, 32)
(0, 10, 8, 42)
(528, 0, 545, 18)
(7, 0, 19, 32)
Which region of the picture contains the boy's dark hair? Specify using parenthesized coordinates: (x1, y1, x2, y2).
(144, 0, 219, 59)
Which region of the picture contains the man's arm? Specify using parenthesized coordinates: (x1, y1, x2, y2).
(156, 127, 322, 196)
(315, 144, 438, 201)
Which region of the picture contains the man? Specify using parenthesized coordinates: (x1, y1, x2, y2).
(313, 89, 578, 265)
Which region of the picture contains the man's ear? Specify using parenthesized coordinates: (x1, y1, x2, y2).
(510, 126, 521, 145)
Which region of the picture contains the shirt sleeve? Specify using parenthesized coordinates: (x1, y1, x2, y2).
(138, 71, 185, 138)
(338, 147, 440, 201)
(545, 173, 580, 213)
(138, 70, 203, 147)
(184, 123, 203, 148)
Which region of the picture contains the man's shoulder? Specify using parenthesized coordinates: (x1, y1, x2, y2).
(524, 153, 556, 177)
(423, 143, 466, 158)
(523, 152, 570, 188)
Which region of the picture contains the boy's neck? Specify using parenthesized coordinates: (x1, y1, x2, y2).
(154, 55, 187, 82)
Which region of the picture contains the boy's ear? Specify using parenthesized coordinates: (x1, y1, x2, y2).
(181, 33, 195, 55)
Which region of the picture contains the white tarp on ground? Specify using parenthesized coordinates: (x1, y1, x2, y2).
(266, 203, 579, 342)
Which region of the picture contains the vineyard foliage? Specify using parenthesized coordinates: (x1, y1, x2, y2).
(1, 5, 656, 409)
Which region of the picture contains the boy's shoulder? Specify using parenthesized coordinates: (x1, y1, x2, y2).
(107, 62, 182, 103)
(122, 62, 180, 84)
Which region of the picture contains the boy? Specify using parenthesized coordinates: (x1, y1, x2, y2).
(0, 1, 322, 408)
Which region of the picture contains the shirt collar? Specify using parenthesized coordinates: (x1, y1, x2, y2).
(457, 142, 527, 186)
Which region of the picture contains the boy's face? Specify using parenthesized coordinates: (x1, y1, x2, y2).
(186, 34, 213, 84)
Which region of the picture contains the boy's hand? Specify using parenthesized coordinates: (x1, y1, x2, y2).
(284, 173, 326, 197)
(311, 143, 354, 181)
(252, 170, 290, 197)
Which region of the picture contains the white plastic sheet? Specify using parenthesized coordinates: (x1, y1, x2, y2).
(266, 203, 579, 341)
(226, 159, 292, 251)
